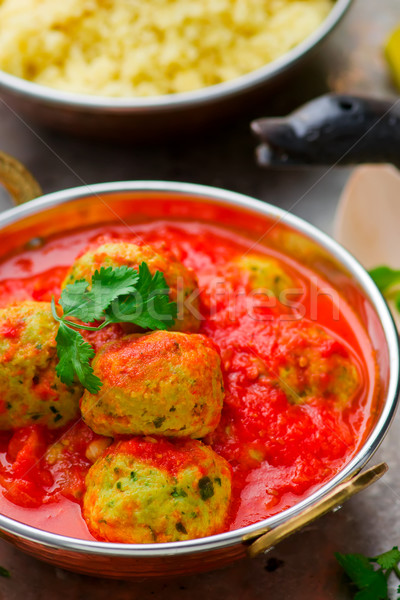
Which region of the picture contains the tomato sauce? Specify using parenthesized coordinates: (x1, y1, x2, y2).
(0, 220, 378, 540)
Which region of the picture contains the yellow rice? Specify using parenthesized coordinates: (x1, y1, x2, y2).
(0, 0, 334, 97)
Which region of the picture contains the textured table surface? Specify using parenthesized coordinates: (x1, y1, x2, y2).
(0, 0, 399, 597)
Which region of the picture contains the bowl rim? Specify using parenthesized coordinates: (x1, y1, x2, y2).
(0, 179, 398, 557)
(0, 0, 352, 112)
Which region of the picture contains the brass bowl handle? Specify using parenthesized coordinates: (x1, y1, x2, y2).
(0, 151, 42, 205)
(247, 462, 388, 558)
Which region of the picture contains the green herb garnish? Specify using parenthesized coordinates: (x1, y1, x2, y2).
(369, 266, 400, 293)
(369, 266, 400, 313)
(51, 263, 177, 394)
(335, 546, 400, 600)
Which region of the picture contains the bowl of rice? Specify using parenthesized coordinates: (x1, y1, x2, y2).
(0, 0, 352, 137)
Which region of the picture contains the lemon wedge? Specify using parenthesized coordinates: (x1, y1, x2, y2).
(386, 26, 400, 90)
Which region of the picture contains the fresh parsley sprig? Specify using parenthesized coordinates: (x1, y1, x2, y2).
(336, 546, 400, 600)
(51, 263, 177, 394)
(369, 266, 400, 314)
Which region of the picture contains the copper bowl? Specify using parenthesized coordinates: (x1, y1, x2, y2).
(0, 157, 397, 579)
(0, 0, 352, 138)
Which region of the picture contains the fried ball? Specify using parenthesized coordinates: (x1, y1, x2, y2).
(0, 301, 82, 429)
(83, 437, 232, 543)
(235, 254, 296, 297)
(62, 241, 200, 332)
(277, 324, 360, 408)
(81, 330, 224, 438)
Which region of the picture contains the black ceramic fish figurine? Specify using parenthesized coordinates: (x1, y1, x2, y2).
(252, 94, 400, 168)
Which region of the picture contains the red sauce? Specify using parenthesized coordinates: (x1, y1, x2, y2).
(0, 220, 378, 540)
(111, 437, 215, 477)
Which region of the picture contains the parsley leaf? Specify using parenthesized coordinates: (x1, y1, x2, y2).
(335, 553, 377, 589)
(60, 266, 139, 323)
(0, 566, 10, 578)
(105, 263, 177, 330)
(372, 547, 400, 570)
(52, 262, 177, 393)
(369, 266, 400, 294)
(54, 319, 102, 394)
(336, 546, 400, 600)
(91, 266, 140, 311)
(59, 279, 91, 318)
(353, 574, 387, 600)
(335, 553, 388, 600)
(369, 265, 400, 320)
